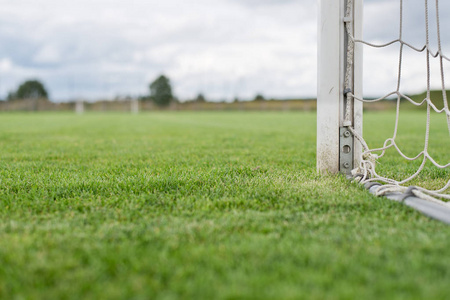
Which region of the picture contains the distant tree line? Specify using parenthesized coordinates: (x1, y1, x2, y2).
(4, 75, 269, 106)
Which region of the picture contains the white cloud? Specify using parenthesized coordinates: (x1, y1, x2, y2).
(0, 0, 318, 101)
(34, 44, 62, 65)
(0, 58, 12, 72)
(0, 0, 448, 101)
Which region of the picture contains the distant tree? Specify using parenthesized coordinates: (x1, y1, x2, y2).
(138, 95, 150, 101)
(14, 79, 49, 100)
(6, 91, 16, 101)
(149, 75, 173, 106)
(254, 94, 265, 101)
(195, 93, 206, 102)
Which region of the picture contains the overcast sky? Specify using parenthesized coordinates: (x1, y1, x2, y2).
(0, 0, 449, 102)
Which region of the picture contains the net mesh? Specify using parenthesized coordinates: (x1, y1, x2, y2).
(345, 0, 450, 203)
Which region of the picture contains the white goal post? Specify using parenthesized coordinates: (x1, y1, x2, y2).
(317, 0, 450, 223)
(317, 0, 363, 174)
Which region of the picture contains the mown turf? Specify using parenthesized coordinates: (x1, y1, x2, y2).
(0, 112, 449, 300)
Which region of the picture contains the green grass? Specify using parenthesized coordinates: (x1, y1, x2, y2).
(406, 90, 450, 111)
(363, 110, 450, 190)
(0, 111, 449, 300)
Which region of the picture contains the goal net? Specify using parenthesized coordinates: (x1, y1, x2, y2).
(317, 0, 450, 204)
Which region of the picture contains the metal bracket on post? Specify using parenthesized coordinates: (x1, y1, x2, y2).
(339, 127, 354, 175)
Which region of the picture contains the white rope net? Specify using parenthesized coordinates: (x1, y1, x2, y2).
(345, 0, 450, 204)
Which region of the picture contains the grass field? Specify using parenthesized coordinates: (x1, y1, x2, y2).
(0, 111, 449, 299)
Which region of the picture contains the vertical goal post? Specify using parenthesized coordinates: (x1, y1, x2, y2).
(317, 0, 363, 175)
(316, 0, 450, 223)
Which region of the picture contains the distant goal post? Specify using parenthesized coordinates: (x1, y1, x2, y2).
(317, 0, 363, 175)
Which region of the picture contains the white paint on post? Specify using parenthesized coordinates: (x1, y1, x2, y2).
(317, 0, 363, 173)
(353, 0, 364, 169)
(317, 0, 345, 173)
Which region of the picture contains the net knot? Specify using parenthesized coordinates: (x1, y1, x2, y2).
(399, 186, 418, 202)
(362, 153, 378, 164)
(351, 153, 379, 181)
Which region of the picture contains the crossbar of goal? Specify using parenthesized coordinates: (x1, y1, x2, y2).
(317, 0, 363, 174)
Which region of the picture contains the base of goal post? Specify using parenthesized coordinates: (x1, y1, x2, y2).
(363, 183, 450, 225)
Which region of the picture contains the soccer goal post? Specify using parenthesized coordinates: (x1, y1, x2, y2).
(317, 0, 363, 175)
(317, 0, 450, 223)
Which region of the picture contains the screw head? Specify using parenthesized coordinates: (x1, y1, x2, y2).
(344, 131, 351, 137)
(343, 162, 350, 169)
